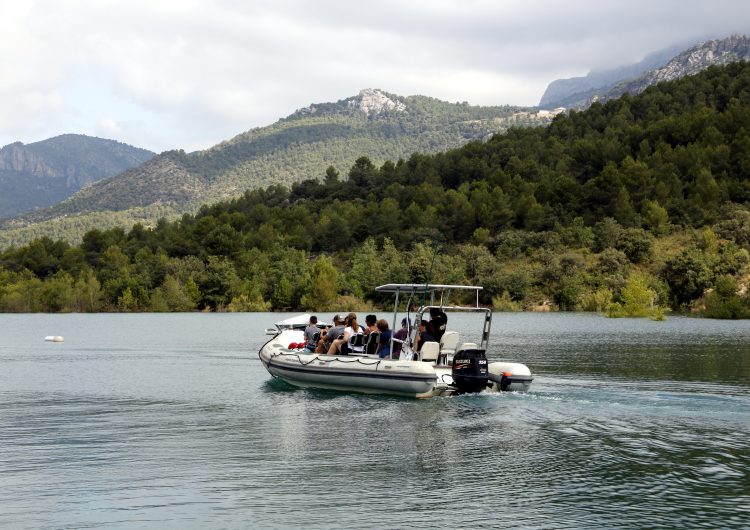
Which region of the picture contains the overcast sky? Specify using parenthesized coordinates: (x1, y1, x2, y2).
(2, 0, 749, 153)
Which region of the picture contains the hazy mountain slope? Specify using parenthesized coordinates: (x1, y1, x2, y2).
(604, 35, 750, 101)
(539, 44, 683, 109)
(0, 134, 154, 219)
(0, 89, 551, 246)
(540, 35, 750, 111)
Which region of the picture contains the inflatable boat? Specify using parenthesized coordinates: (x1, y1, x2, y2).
(258, 284, 533, 398)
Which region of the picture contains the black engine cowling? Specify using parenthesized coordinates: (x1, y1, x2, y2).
(451, 349, 489, 393)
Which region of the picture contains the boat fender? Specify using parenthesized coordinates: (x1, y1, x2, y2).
(487, 370, 514, 391)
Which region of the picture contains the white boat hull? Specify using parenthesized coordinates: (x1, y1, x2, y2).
(258, 330, 532, 398)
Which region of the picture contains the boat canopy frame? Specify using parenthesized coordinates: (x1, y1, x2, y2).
(375, 283, 492, 356)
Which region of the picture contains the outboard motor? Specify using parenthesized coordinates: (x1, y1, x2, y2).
(451, 348, 489, 393)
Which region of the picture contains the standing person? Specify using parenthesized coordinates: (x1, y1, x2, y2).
(303, 315, 319, 352)
(391, 317, 409, 359)
(428, 307, 448, 342)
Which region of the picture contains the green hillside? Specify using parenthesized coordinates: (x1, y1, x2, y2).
(0, 90, 549, 246)
(3, 63, 750, 317)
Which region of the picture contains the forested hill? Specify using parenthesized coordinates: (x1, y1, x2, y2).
(0, 134, 154, 219)
(3, 62, 750, 316)
(0, 89, 548, 246)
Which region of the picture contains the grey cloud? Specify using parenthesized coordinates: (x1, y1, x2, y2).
(2, 0, 750, 152)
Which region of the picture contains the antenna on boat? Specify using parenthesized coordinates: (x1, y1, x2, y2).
(420, 239, 441, 307)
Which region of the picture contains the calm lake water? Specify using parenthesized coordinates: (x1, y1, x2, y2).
(0, 312, 748, 529)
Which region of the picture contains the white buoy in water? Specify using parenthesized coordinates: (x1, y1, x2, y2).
(44, 336, 64, 342)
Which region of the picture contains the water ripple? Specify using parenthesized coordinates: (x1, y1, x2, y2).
(1, 313, 749, 529)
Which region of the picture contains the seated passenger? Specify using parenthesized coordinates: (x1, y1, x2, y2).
(415, 319, 436, 352)
(329, 313, 365, 354)
(391, 317, 409, 359)
(304, 315, 319, 352)
(318, 314, 344, 353)
(375, 319, 392, 358)
(364, 314, 378, 336)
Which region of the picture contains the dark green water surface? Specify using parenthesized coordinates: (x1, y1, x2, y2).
(0, 313, 748, 529)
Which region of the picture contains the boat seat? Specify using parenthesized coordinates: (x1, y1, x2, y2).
(440, 331, 459, 355)
(420, 341, 440, 363)
(349, 333, 366, 354)
(458, 342, 478, 352)
(364, 332, 380, 355)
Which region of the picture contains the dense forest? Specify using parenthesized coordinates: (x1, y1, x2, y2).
(3, 62, 750, 317)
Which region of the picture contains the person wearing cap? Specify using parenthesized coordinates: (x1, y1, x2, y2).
(317, 314, 345, 353)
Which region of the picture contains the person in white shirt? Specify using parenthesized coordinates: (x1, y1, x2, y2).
(328, 312, 365, 354)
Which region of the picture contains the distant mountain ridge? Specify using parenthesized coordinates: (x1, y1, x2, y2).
(540, 35, 750, 110)
(0, 89, 553, 245)
(538, 44, 684, 109)
(604, 35, 750, 102)
(6, 33, 750, 247)
(0, 134, 154, 219)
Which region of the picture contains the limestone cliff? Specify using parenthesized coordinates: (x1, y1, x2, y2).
(0, 134, 154, 219)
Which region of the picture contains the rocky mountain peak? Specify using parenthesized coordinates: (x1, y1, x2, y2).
(348, 89, 407, 115)
(290, 88, 407, 119)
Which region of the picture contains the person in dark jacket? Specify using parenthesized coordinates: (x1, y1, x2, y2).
(415, 319, 436, 352)
(375, 319, 392, 358)
(428, 307, 447, 342)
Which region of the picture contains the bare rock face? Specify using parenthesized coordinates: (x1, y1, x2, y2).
(291, 88, 407, 118)
(0, 143, 56, 177)
(348, 89, 406, 115)
(0, 135, 154, 219)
